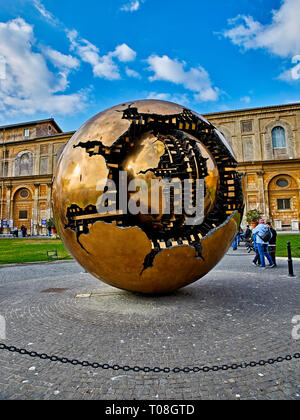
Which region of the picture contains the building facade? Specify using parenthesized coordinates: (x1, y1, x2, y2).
(206, 103, 300, 231)
(0, 119, 74, 235)
(0, 103, 299, 235)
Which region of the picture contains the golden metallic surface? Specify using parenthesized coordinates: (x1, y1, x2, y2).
(52, 99, 243, 294)
(140, 212, 240, 294)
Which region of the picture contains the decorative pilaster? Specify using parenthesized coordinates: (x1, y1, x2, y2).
(34, 148, 40, 175)
(46, 183, 52, 219)
(48, 144, 54, 175)
(5, 185, 12, 232)
(256, 171, 266, 215)
(32, 184, 39, 235)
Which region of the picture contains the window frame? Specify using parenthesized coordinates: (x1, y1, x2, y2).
(241, 120, 253, 133)
(272, 126, 286, 149)
(24, 129, 30, 138)
(277, 198, 291, 211)
(19, 189, 30, 199)
(18, 210, 28, 220)
(276, 178, 289, 188)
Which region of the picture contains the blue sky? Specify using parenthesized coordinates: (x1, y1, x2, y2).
(0, 0, 299, 131)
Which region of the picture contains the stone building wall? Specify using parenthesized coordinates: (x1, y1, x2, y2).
(0, 119, 71, 234)
(205, 103, 300, 230)
(1, 104, 300, 234)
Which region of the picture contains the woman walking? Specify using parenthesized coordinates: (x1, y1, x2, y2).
(252, 232, 261, 266)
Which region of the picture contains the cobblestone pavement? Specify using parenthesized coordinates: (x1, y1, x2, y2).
(0, 244, 299, 400)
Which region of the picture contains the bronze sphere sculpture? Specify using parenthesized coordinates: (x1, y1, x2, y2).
(52, 100, 244, 294)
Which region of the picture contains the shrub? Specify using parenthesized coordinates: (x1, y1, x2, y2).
(246, 209, 263, 223)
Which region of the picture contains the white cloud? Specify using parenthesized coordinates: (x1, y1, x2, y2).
(113, 44, 136, 62)
(146, 92, 189, 105)
(32, 0, 58, 25)
(222, 0, 300, 58)
(278, 55, 300, 81)
(147, 92, 170, 101)
(0, 18, 86, 117)
(67, 30, 137, 80)
(121, 1, 141, 12)
(125, 67, 141, 78)
(67, 30, 120, 80)
(291, 55, 300, 80)
(240, 95, 251, 104)
(32, 1, 138, 82)
(42, 47, 80, 91)
(147, 55, 220, 102)
(43, 47, 80, 70)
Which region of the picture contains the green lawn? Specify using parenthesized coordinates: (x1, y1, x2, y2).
(276, 234, 300, 258)
(0, 234, 299, 265)
(0, 238, 73, 265)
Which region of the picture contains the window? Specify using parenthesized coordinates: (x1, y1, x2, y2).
(24, 129, 30, 138)
(20, 153, 30, 176)
(3, 162, 8, 177)
(276, 178, 289, 188)
(272, 126, 286, 148)
(55, 144, 66, 165)
(15, 151, 33, 177)
(19, 189, 29, 199)
(243, 137, 254, 161)
(19, 210, 28, 219)
(40, 144, 48, 155)
(40, 157, 48, 175)
(277, 198, 291, 210)
(241, 121, 253, 133)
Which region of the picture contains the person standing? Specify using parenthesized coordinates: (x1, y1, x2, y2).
(252, 232, 261, 266)
(252, 218, 275, 268)
(266, 221, 277, 267)
(244, 225, 251, 240)
(232, 233, 239, 250)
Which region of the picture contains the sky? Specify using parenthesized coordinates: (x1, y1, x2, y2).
(0, 0, 299, 132)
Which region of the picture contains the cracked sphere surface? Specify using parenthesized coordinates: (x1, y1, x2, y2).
(52, 100, 244, 294)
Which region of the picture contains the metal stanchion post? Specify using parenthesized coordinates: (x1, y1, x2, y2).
(287, 242, 295, 277)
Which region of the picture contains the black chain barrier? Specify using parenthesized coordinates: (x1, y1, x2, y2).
(0, 343, 299, 374)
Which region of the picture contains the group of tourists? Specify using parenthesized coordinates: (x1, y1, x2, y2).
(232, 219, 277, 269)
(12, 225, 27, 238)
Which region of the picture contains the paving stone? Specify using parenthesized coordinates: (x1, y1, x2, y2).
(0, 244, 299, 400)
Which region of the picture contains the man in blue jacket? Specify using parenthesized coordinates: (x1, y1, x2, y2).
(252, 218, 275, 268)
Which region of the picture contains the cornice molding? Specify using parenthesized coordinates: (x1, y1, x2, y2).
(0, 132, 74, 147)
(204, 103, 300, 119)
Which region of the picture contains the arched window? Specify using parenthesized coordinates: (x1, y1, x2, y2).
(20, 153, 30, 175)
(15, 151, 34, 177)
(272, 126, 286, 149)
(56, 144, 66, 165)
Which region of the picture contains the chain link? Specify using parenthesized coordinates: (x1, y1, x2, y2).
(0, 343, 299, 374)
